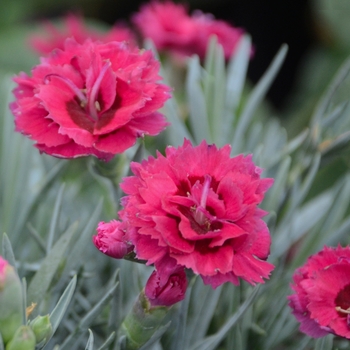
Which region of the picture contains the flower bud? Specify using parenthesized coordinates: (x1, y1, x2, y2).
(145, 267, 187, 307)
(119, 291, 169, 350)
(29, 314, 52, 344)
(5, 326, 36, 350)
(93, 220, 133, 259)
(118, 265, 187, 349)
(0, 256, 23, 344)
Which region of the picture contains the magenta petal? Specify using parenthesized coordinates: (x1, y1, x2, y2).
(36, 141, 112, 160)
(174, 243, 233, 276)
(202, 272, 239, 289)
(153, 216, 194, 253)
(232, 252, 274, 285)
(37, 83, 94, 134)
(12, 99, 70, 147)
(208, 223, 247, 247)
(117, 139, 273, 287)
(94, 127, 136, 154)
(217, 175, 245, 220)
(288, 294, 329, 338)
(11, 39, 170, 160)
(132, 233, 167, 265)
(127, 112, 169, 136)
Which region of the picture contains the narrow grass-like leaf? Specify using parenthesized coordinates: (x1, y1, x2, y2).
(97, 332, 115, 350)
(47, 183, 65, 252)
(311, 57, 350, 133)
(43, 275, 77, 349)
(281, 129, 309, 158)
(27, 222, 78, 309)
(211, 46, 226, 143)
(272, 190, 332, 260)
(320, 101, 348, 128)
(2, 232, 17, 273)
(80, 282, 118, 330)
(85, 329, 94, 350)
(27, 222, 47, 254)
(14, 161, 66, 240)
(294, 175, 350, 266)
(163, 97, 193, 146)
(231, 45, 288, 153)
(189, 286, 259, 350)
(320, 130, 350, 156)
(225, 35, 251, 117)
(139, 322, 171, 350)
(108, 269, 122, 331)
(314, 335, 333, 350)
(0, 79, 33, 236)
(291, 152, 321, 212)
(186, 55, 211, 143)
(21, 278, 27, 325)
(58, 199, 103, 288)
(60, 282, 118, 349)
(186, 280, 221, 347)
(203, 37, 226, 142)
(0, 333, 3, 350)
(204, 36, 217, 75)
(320, 174, 350, 232)
(264, 304, 296, 349)
(144, 38, 192, 145)
(170, 280, 193, 350)
(326, 215, 350, 246)
(263, 156, 291, 212)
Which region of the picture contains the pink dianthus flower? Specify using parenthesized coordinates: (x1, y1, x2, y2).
(132, 1, 245, 60)
(119, 139, 274, 289)
(288, 245, 350, 339)
(29, 14, 136, 55)
(191, 11, 245, 60)
(11, 39, 171, 160)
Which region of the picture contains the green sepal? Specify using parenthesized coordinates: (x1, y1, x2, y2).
(29, 314, 52, 344)
(5, 326, 35, 350)
(119, 290, 169, 350)
(0, 264, 23, 344)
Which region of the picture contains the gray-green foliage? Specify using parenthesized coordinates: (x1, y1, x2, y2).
(1, 28, 350, 349)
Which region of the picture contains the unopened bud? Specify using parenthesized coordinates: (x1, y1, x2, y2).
(5, 326, 36, 350)
(0, 256, 23, 344)
(93, 220, 133, 259)
(119, 265, 187, 349)
(145, 267, 187, 307)
(30, 314, 52, 344)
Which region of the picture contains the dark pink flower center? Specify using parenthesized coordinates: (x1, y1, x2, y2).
(193, 174, 212, 226)
(45, 61, 111, 124)
(186, 174, 222, 234)
(335, 284, 350, 317)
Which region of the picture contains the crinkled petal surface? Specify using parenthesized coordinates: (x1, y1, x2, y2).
(11, 39, 170, 160)
(119, 139, 274, 288)
(288, 245, 350, 339)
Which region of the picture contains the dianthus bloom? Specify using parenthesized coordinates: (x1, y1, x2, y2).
(11, 39, 171, 160)
(29, 14, 136, 55)
(132, 1, 245, 60)
(288, 245, 350, 339)
(119, 139, 274, 288)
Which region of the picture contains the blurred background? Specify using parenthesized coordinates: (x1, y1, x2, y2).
(0, 0, 349, 134)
